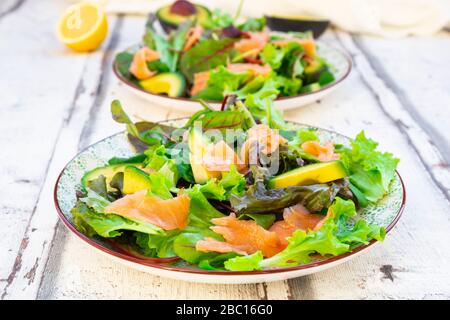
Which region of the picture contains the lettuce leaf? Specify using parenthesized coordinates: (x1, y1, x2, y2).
(186, 185, 225, 229)
(193, 66, 252, 101)
(338, 131, 399, 206)
(223, 198, 386, 270)
(224, 251, 263, 271)
(71, 202, 163, 238)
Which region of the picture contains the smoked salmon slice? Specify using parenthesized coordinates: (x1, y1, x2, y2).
(104, 190, 190, 231)
(272, 38, 316, 57)
(196, 213, 284, 258)
(234, 31, 269, 60)
(183, 26, 204, 52)
(202, 140, 247, 173)
(241, 124, 287, 165)
(129, 47, 160, 80)
(227, 63, 272, 77)
(301, 141, 340, 162)
(190, 70, 210, 96)
(269, 204, 328, 247)
(196, 237, 249, 256)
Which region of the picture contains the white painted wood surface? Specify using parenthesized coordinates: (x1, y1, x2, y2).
(1, 0, 449, 300)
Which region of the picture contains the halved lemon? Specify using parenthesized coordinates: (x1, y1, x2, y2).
(57, 1, 108, 52)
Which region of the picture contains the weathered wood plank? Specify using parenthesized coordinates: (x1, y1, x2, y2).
(353, 33, 450, 161)
(284, 31, 450, 299)
(0, 0, 90, 296)
(0, 7, 122, 298)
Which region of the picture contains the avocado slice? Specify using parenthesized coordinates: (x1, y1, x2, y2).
(139, 72, 186, 97)
(268, 161, 347, 189)
(81, 163, 139, 191)
(304, 57, 327, 84)
(299, 82, 321, 94)
(156, 1, 211, 32)
(188, 126, 220, 184)
(123, 166, 152, 194)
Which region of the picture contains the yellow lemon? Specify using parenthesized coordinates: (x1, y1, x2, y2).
(57, 1, 108, 52)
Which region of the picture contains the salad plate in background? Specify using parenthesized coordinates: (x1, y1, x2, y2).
(113, 1, 351, 111)
(54, 97, 404, 284)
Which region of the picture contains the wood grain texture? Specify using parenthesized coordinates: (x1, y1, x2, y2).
(1, 0, 450, 300)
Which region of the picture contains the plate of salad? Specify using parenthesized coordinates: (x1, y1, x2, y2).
(54, 95, 404, 284)
(113, 1, 351, 111)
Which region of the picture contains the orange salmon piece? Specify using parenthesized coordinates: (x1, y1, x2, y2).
(202, 140, 247, 173)
(104, 190, 190, 230)
(129, 47, 160, 80)
(272, 38, 316, 57)
(241, 124, 287, 165)
(301, 141, 340, 162)
(269, 204, 328, 247)
(196, 213, 284, 257)
(196, 237, 249, 256)
(234, 31, 269, 59)
(227, 63, 272, 77)
(183, 26, 204, 52)
(190, 70, 210, 96)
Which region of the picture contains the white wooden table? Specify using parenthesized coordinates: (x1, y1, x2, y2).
(1, 0, 450, 300)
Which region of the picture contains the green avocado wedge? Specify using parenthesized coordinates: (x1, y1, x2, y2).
(268, 160, 347, 189)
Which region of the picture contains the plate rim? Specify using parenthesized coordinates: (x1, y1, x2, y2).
(112, 41, 353, 105)
(54, 120, 405, 276)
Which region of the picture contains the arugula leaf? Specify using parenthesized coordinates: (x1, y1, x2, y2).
(338, 131, 399, 206)
(180, 38, 236, 82)
(71, 202, 163, 238)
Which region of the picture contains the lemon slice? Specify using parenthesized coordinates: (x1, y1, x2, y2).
(57, 1, 108, 52)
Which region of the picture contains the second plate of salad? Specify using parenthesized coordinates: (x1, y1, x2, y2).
(113, 1, 351, 111)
